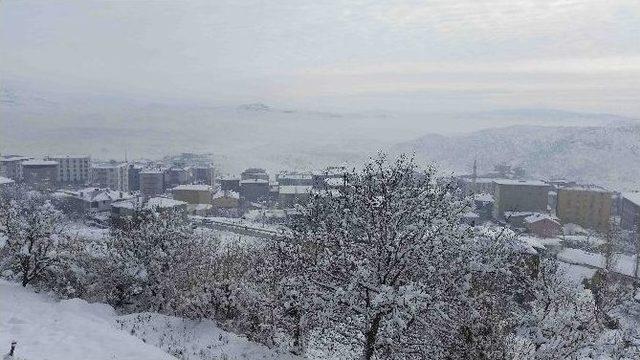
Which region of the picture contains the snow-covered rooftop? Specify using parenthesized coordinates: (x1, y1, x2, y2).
(111, 197, 186, 210)
(47, 155, 90, 159)
(146, 197, 187, 209)
(21, 160, 58, 166)
(623, 192, 640, 207)
(504, 211, 536, 218)
(73, 188, 135, 202)
(325, 177, 347, 186)
(240, 179, 269, 184)
(473, 193, 494, 202)
(278, 173, 313, 180)
(561, 184, 611, 193)
(0, 176, 15, 185)
(493, 179, 548, 187)
(92, 163, 126, 169)
(172, 184, 212, 192)
(524, 213, 560, 225)
(213, 190, 240, 199)
(0, 156, 31, 162)
(279, 185, 313, 194)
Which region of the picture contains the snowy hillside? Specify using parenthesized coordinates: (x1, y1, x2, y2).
(397, 125, 640, 191)
(0, 281, 298, 360)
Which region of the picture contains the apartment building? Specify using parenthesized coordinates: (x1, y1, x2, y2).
(556, 185, 613, 232)
(493, 179, 550, 220)
(45, 155, 90, 184)
(21, 160, 59, 191)
(90, 163, 129, 191)
(139, 169, 166, 197)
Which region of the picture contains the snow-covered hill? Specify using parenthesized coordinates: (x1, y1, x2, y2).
(3, 79, 638, 175)
(396, 125, 640, 191)
(0, 281, 298, 360)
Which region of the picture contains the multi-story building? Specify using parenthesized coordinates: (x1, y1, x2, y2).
(621, 193, 640, 231)
(0, 156, 31, 180)
(193, 165, 215, 186)
(556, 185, 613, 232)
(21, 160, 59, 190)
(241, 168, 269, 181)
(139, 169, 166, 197)
(45, 155, 90, 184)
(459, 177, 502, 196)
(276, 171, 314, 186)
(493, 179, 550, 220)
(128, 164, 143, 192)
(167, 167, 192, 187)
(171, 184, 213, 205)
(240, 178, 270, 203)
(219, 177, 241, 192)
(90, 163, 129, 191)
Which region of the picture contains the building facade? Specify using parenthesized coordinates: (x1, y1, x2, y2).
(171, 184, 213, 205)
(621, 193, 640, 231)
(556, 186, 612, 232)
(45, 155, 90, 184)
(241, 168, 269, 181)
(193, 165, 215, 186)
(139, 169, 166, 197)
(276, 172, 314, 186)
(493, 179, 550, 220)
(90, 163, 129, 191)
(240, 179, 270, 203)
(21, 160, 59, 190)
(128, 164, 143, 192)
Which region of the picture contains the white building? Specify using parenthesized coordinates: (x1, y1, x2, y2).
(90, 163, 129, 191)
(45, 155, 91, 184)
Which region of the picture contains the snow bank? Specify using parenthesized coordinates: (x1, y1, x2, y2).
(0, 280, 174, 360)
(0, 281, 298, 360)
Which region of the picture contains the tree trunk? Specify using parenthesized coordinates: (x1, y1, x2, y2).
(363, 313, 383, 360)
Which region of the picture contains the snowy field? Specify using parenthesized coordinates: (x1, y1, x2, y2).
(0, 281, 298, 360)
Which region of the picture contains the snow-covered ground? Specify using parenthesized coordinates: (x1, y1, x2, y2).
(558, 248, 638, 277)
(117, 313, 299, 360)
(0, 281, 299, 360)
(0, 280, 173, 360)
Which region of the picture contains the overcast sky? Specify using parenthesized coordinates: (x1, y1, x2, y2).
(2, 0, 640, 115)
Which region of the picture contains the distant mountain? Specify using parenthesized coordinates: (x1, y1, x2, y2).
(3, 79, 639, 179)
(395, 125, 640, 191)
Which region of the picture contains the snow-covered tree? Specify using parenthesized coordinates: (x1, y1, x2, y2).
(100, 209, 217, 315)
(511, 259, 601, 360)
(0, 189, 69, 287)
(272, 153, 532, 359)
